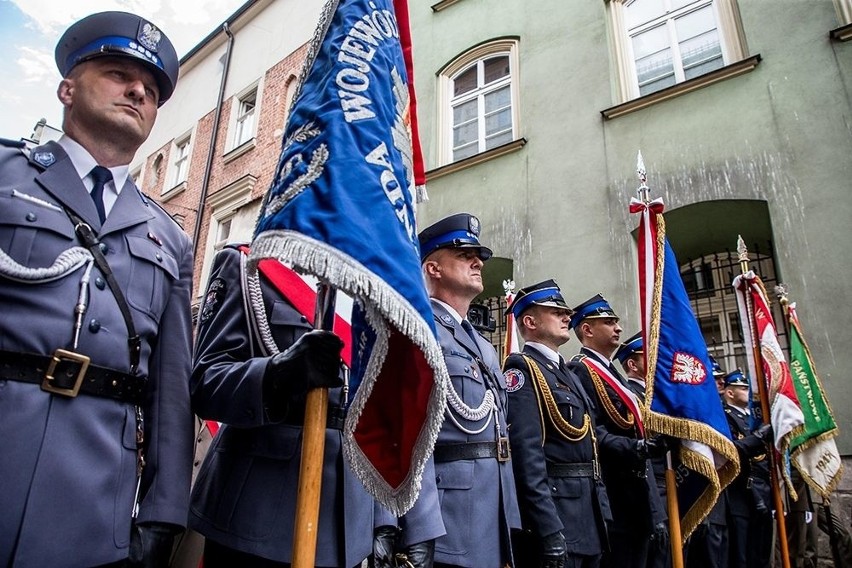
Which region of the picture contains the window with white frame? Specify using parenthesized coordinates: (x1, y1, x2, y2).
(608, 0, 747, 100)
(439, 40, 520, 165)
(171, 135, 191, 188)
(834, 0, 852, 26)
(234, 89, 257, 147)
(214, 216, 233, 251)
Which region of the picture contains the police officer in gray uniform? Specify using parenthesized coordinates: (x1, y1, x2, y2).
(0, 11, 193, 568)
(189, 244, 373, 567)
(418, 213, 521, 568)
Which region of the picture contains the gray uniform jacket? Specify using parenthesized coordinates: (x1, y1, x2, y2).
(504, 346, 611, 557)
(0, 141, 194, 567)
(188, 246, 374, 567)
(430, 300, 521, 568)
(373, 456, 446, 547)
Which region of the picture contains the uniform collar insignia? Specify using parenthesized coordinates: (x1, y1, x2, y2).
(440, 314, 454, 326)
(32, 151, 55, 167)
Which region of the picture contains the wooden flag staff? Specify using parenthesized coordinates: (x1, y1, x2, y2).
(292, 283, 336, 568)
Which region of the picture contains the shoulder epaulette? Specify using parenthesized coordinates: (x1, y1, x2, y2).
(0, 137, 26, 149)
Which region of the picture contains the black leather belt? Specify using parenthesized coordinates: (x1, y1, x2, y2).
(547, 461, 597, 479)
(282, 404, 347, 430)
(0, 350, 146, 404)
(433, 440, 511, 463)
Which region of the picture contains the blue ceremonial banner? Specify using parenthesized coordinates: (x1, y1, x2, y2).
(631, 197, 739, 540)
(250, 0, 447, 515)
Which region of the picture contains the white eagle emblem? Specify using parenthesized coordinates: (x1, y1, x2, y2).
(138, 23, 162, 52)
(670, 352, 707, 385)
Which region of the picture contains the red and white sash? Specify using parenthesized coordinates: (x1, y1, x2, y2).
(581, 355, 645, 436)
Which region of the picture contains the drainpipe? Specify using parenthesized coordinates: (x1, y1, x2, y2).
(192, 22, 235, 256)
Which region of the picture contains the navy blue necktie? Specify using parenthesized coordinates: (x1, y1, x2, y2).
(461, 320, 482, 355)
(89, 166, 112, 224)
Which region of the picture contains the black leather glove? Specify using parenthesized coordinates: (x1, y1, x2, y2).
(645, 436, 669, 459)
(370, 525, 399, 568)
(397, 539, 435, 568)
(539, 531, 566, 568)
(263, 330, 344, 419)
(634, 438, 650, 460)
(753, 422, 773, 442)
(127, 522, 178, 568)
(650, 521, 669, 552)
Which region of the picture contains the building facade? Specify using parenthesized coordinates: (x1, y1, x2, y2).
(409, 0, 852, 444)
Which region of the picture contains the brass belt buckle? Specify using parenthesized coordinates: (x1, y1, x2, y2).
(497, 436, 511, 462)
(41, 348, 90, 397)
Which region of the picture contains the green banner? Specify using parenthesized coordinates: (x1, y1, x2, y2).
(789, 318, 837, 449)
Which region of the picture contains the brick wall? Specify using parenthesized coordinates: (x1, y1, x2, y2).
(145, 42, 310, 300)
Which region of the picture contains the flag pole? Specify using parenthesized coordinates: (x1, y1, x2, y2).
(292, 283, 336, 568)
(637, 153, 684, 568)
(774, 283, 844, 565)
(736, 238, 791, 568)
(502, 279, 516, 364)
(664, 451, 685, 568)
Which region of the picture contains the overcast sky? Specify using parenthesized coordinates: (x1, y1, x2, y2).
(0, 0, 247, 140)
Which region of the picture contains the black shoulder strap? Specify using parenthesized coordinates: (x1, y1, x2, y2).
(68, 213, 141, 374)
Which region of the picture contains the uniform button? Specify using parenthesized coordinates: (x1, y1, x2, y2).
(99, 243, 108, 254)
(95, 277, 106, 290)
(26, 212, 37, 222)
(300, 315, 308, 323)
(436, 475, 442, 484)
(155, 253, 162, 262)
(89, 319, 101, 333)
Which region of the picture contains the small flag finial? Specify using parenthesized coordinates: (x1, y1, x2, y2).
(737, 235, 750, 274)
(636, 151, 650, 202)
(774, 283, 789, 306)
(502, 279, 516, 296)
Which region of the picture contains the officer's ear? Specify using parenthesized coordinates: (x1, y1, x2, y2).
(423, 259, 441, 279)
(57, 78, 75, 107)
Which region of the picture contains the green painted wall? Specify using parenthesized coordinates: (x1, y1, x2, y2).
(410, 0, 852, 451)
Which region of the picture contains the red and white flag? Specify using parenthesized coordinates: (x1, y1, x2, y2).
(733, 271, 805, 495)
(502, 280, 520, 361)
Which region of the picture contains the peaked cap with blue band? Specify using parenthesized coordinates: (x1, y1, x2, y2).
(508, 279, 572, 318)
(724, 368, 748, 387)
(569, 293, 619, 329)
(417, 213, 493, 262)
(615, 331, 643, 364)
(55, 11, 179, 105)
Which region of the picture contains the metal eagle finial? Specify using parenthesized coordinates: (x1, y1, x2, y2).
(502, 279, 516, 296)
(737, 235, 750, 274)
(775, 283, 789, 306)
(636, 151, 650, 203)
